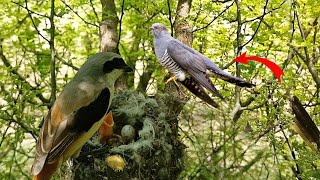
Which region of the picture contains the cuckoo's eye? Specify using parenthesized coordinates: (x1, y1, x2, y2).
(159, 26, 163, 31)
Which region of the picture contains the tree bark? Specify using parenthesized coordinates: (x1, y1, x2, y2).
(174, 0, 193, 46)
(100, 0, 119, 54)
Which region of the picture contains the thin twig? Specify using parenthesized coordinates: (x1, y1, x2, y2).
(24, 0, 50, 42)
(117, 0, 125, 49)
(294, 1, 320, 88)
(242, 0, 287, 24)
(241, 0, 269, 48)
(56, 55, 79, 70)
(12, 2, 49, 18)
(60, 0, 99, 27)
(193, 2, 234, 32)
(89, 0, 99, 22)
(0, 41, 49, 104)
(192, 0, 202, 26)
(0, 115, 37, 140)
(167, 0, 174, 36)
(50, 0, 56, 104)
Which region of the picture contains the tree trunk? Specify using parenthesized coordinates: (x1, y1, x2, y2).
(174, 0, 193, 46)
(100, 0, 119, 54)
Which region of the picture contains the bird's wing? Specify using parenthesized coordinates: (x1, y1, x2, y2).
(173, 39, 255, 88)
(180, 77, 219, 108)
(31, 88, 111, 176)
(167, 40, 223, 100)
(207, 69, 255, 88)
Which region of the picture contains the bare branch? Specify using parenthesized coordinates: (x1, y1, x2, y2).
(56, 55, 79, 70)
(294, 2, 320, 88)
(13, 2, 49, 18)
(0, 42, 49, 104)
(24, 0, 50, 42)
(242, 0, 287, 24)
(193, 2, 234, 32)
(117, 0, 125, 49)
(100, 0, 119, 53)
(60, 0, 99, 27)
(0, 116, 37, 140)
(50, 0, 56, 104)
(234, 0, 242, 105)
(241, 0, 269, 48)
(89, 0, 99, 22)
(212, 0, 232, 3)
(167, 0, 174, 37)
(192, 0, 202, 26)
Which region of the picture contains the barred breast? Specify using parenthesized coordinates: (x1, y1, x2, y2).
(159, 49, 186, 81)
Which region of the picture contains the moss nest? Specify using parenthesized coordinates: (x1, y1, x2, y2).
(70, 90, 186, 180)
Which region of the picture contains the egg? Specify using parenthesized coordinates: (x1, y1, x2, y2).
(121, 125, 136, 142)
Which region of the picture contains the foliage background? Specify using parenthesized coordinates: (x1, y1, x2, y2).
(0, 0, 319, 179)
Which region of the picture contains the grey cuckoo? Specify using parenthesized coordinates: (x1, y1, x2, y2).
(150, 23, 254, 108)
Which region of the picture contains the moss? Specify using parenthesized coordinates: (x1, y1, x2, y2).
(70, 90, 185, 180)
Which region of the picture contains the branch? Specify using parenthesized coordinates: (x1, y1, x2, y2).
(242, 0, 287, 24)
(13, 2, 49, 18)
(60, 0, 99, 27)
(270, 94, 302, 179)
(192, 0, 202, 26)
(50, 0, 56, 104)
(56, 55, 79, 70)
(288, 43, 320, 88)
(212, 0, 232, 3)
(117, 0, 125, 48)
(241, 0, 269, 48)
(0, 42, 49, 104)
(234, 0, 242, 106)
(193, 2, 234, 32)
(89, 0, 99, 22)
(0, 115, 37, 140)
(167, 0, 174, 36)
(24, 0, 50, 42)
(0, 121, 12, 147)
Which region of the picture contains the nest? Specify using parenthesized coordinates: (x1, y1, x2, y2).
(67, 90, 186, 180)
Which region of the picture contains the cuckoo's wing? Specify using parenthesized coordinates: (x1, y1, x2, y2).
(167, 40, 223, 100)
(181, 77, 219, 108)
(172, 39, 255, 88)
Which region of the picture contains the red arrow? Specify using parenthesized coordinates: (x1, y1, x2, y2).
(233, 52, 285, 85)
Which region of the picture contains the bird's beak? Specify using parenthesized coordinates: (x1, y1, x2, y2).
(123, 65, 133, 72)
(149, 27, 154, 30)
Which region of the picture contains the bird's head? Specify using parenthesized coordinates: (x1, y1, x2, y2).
(150, 23, 169, 38)
(101, 53, 133, 90)
(75, 52, 132, 90)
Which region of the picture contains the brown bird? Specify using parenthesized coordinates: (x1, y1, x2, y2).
(31, 52, 132, 180)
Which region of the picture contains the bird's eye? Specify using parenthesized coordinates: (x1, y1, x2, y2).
(154, 27, 157, 29)
(103, 57, 127, 73)
(159, 27, 163, 31)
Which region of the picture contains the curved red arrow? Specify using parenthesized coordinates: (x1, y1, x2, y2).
(233, 52, 285, 85)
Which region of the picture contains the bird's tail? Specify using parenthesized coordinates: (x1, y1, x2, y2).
(32, 161, 59, 180)
(181, 77, 219, 108)
(208, 69, 255, 88)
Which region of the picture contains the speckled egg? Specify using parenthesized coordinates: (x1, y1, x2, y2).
(121, 125, 136, 142)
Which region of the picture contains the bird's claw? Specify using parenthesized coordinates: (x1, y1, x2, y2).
(165, 76, 177, 84)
